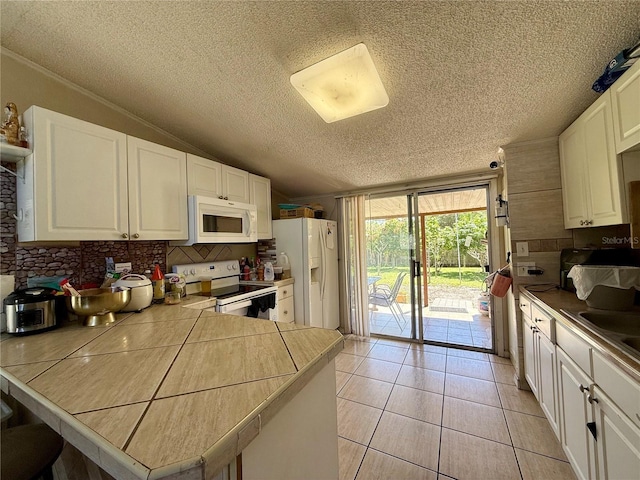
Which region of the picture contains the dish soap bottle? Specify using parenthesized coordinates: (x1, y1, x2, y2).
(264, 262, 275, 281)
(151, 264, 165, 303)
(279, 252, 291, 280)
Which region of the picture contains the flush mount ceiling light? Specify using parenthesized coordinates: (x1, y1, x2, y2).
(290, 43, 389, 123)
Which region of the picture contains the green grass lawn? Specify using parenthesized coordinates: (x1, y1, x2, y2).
(367, 266, 486, 291)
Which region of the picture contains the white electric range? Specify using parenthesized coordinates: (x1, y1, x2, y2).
(172, 260, 278, 320)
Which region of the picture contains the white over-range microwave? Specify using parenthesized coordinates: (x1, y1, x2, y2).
(173, 195, 257, 245)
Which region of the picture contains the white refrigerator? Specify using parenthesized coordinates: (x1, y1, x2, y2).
(272, 218, 339, 329)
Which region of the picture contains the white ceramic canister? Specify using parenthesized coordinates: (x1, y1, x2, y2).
(113, 274, 153, 312)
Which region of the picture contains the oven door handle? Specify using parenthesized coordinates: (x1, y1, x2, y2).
(218, 299, 252, 313)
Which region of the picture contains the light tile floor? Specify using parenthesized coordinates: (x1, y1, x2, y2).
(336, 336, 577, 480)
(370, 299, 493, 350)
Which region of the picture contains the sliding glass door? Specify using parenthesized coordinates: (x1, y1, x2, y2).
(365, 194, 413, 338)
(365, 186, 493, 351)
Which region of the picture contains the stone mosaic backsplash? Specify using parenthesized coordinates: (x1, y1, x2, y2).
(1, 163, 17, 275)
(1, 166, 257, 290)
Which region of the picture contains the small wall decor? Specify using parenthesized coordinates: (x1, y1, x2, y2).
(0, 102, 20, 146)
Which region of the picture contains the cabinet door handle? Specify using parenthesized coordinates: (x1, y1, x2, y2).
(283, 290, 287, 295)
(578, 384, 588, 393)
(133, 233, 140, 239)
(284, 310, 288, 315)
(587, 394, 599, 405)
(586, 422, 597, 440)
(586, 220, 593, 225)
(121, 233, 128, 239)
(534, 317, 542, 323)
(218, 195, 224, 199)
(580, 220, 585, 226)
(224, 196, 229, 200)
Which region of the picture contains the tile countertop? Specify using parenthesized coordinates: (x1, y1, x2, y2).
(0, 301, 343, 479)
(521, 286, 640, 383)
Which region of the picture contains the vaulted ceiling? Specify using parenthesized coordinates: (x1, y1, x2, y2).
(1, 1, 639, 198)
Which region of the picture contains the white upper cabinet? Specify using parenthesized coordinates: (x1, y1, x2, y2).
(127, 137, 188, 240)
(559, 91, 627, 229)
(19, 106, 129, 241)
(559, 121, 589, 227)
(222, 164, 250, 203)
(186, 154, 223, 197)
(186, 154, 250, 204)
(17, 106, 188, 242)
(249, 174, 272, 239)
(611, 60, 640, 153)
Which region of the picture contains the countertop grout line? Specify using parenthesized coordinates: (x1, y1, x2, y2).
(72, 399, 150, 417)
(15, 321, 118, 384)
(152, 373, 297, 402)
(120, 310, 204, 456)
(276, 324, 302, 373)
(184, 329, 282, 346)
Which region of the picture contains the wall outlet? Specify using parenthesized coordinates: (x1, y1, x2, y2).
(517, 262, 535, 277)
(516, 242, 529, 257)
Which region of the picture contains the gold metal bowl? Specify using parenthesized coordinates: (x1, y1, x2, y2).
(67, 287, 131, 326)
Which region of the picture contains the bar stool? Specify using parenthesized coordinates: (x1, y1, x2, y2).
(1, 400, 64, 480)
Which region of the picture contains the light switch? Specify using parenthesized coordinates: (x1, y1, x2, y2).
(516, 242, 529, 257)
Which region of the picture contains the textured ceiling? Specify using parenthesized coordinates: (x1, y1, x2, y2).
(1, 1, 639, 198)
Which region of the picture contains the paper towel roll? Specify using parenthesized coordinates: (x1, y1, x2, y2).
(0, 274, 15, 333)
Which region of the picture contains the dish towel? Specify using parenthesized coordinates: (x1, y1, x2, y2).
(567, 265, 640, 300)
(247, 293, 277, 317)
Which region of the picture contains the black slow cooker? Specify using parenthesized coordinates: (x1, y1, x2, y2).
(3, 288, 58, 334)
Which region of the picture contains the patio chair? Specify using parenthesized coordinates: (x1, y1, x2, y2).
(369, 272, 407, 329)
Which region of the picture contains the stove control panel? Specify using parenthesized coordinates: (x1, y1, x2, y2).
(172, 260, 240, 284)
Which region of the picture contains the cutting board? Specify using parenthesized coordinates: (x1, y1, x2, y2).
(630, 181, 640, 249)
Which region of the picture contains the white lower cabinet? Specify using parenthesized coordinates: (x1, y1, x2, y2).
(592, 385, 640, 480)
(537, 330, 559, 437)
(557, 347, 596, 480)
(522, 307, 559, 438)
(277, 284, 294, 324)
(523, 313, 539, 398)
(545, 316, 640, 480)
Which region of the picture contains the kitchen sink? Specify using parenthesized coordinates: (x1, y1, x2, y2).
(577, 311, 640, 337)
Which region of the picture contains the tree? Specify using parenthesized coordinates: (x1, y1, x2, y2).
(455, 211, 488, 269)
(366, 217, 410, 273)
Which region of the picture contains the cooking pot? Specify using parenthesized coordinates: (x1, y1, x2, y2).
(3, 288, 57, 334)
(113, 274, 153, 312)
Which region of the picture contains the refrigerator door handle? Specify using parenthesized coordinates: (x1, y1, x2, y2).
(319, 224, 327, 300)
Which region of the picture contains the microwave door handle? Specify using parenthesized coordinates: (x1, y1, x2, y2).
(243, 210, 251, 238)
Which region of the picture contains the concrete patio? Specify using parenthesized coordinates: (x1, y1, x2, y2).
(369, 295, 493, 350)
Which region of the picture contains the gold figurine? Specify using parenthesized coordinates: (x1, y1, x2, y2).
(0, 102, 21, 145)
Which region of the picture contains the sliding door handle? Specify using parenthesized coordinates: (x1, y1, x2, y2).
(413, 260, 421, 278)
